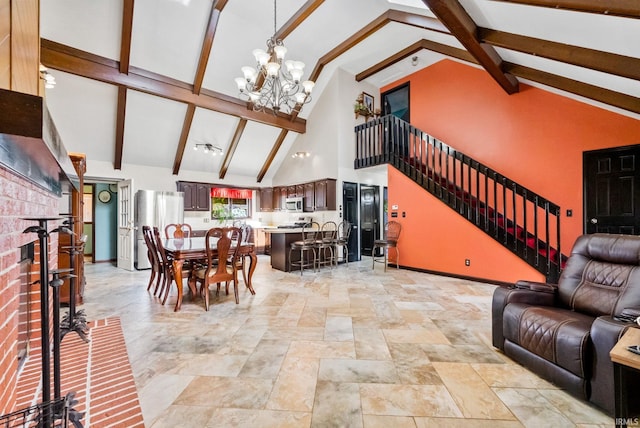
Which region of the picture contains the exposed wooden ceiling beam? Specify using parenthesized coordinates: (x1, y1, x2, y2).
(172, 104, 196, 175)
(257, 129, 288, 183)
(275, 0, 325, 40)
(119, 0, 134, 74)
(422, 0, 519, 94)
(219, 118, 247, 179)
(193, 4, 221, 95)
(505, 62, 640, 114)
(41, 39, 307, 133)
(310, 10, 447, 82)
(356, 39, 476, 81)
(478, 28, 640, 81)
(488, 0, 640, 19)
(114, 86, 127, 169)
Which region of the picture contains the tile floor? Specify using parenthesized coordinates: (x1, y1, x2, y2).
(81, 257, 613, 427)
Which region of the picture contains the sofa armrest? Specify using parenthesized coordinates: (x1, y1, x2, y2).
(514, 280, 558, 293)
(491, 283, 558, 350)
(589, 316, 631, 415)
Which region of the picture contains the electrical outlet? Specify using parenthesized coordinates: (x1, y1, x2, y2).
(465, 259, 470, 266)
(203, 217, 209, 223)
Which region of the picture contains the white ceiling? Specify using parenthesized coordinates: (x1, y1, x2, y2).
(39, 0, 640, 184)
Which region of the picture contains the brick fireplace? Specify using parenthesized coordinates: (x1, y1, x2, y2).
(0, 166, 61, 416)
(0, 89, 78, 417)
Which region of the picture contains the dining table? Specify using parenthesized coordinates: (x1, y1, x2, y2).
(162, 237, 257, 311)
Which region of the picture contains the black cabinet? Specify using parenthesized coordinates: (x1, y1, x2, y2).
(178, 181, 210, 211)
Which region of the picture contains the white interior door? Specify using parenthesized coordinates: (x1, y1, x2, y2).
(117, 179, 135, 271)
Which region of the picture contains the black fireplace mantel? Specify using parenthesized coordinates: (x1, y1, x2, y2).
(0, 88, 78, 195)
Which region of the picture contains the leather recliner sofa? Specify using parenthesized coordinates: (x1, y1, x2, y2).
(492, 233, 640, 415)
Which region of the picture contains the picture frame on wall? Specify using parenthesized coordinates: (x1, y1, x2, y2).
(362, 92, 374, 112)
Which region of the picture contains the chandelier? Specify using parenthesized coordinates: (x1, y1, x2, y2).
(234, 0, 314, 114)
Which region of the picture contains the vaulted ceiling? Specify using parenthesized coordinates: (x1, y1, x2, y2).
(40, 0, 640, 184)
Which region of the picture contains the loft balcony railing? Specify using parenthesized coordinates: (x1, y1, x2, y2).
(355, 114, 563, 282)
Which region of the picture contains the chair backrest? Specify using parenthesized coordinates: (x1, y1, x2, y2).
(319, 221, 337, 242)
(204, 227, 242, 274)
(142, 226, 158, 266)
(385, 221, 402, 241)
(302, 222, 320, 243)
(558, 233, 640, 317)
(165, 223, 192, 239)
(338, 221, 352, 241)
(152, 226, 169, 265)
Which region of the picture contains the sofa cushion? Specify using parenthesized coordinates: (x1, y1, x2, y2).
(503, 303, 594, 378)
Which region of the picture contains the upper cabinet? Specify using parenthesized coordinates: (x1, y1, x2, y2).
(260, 179, 336, 212)
(259, 187, 273, 212)
(177, 181, 210, 211)
(314, 179, 336, 211)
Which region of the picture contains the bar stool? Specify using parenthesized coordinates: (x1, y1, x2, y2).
(315, 221, 337, 269)
(335, 220, 352, 265)
(372, 221, 402, 271)
(289, 222, 320, 275)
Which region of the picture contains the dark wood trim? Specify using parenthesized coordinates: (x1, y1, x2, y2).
(119, 0, 134, 74)
(479, 28, 640, 81)
(193, 5, 220, 95)
(309, 10, 447, 82)
(356, 39, 476, 82)
(219, 118, 247, 179)
(172, 104, 196, 175)
(400, 264, 513, 288)
(0, 88, 42, 138)
(41, 39, 307, 133)
(488, 0, 640, 19)
(274, 0, 325, 40)
(422, 0, 519, 94)
(257, 129, 288, 183)
(505, 62, 640, 114)
(114, 86, 127, 170)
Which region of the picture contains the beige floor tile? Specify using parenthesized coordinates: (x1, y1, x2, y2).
(318, 358, 399, 383)
(207, 408, 312, 428)
(173, 376, 274, 409)
(360, 384, 462, 417)
(363, 414, 417, 428)
(287, 340, 356, 359)
(265, 356, 319, 412)
(354, 328, 392, 360)
(383, 328, 451, 345)
(312, 381, 363, 427)
(432, 362, 515, 420)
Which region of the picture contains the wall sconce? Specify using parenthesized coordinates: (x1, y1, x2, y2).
(292, 151, 310, 158)
(193, 143, 223, 156)
(39, 65, 56, 89)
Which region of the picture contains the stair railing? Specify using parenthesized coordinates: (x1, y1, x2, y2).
(355, 115, 563, 282)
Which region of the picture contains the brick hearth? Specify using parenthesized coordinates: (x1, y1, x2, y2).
(13, 317, 144, 428)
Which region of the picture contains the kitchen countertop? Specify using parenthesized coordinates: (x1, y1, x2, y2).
(263, 228, 305, 234)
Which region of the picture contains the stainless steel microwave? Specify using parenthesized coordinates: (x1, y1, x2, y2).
(285, 197, 304, 212)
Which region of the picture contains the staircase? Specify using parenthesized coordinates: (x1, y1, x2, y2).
(354, 115, 566, 283)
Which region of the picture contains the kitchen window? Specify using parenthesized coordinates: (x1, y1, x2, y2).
(211, 188, 252, 220)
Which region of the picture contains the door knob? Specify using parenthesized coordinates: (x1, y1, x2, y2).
(590, 218, 598, 224)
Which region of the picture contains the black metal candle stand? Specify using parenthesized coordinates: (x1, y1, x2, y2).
(20, 217, 85, 428)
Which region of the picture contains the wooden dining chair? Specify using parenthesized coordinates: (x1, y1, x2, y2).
(142, 225, 163, 295)
(164, 223, 192, 239)
(190, 227, 242, 310)
(153, 226, 191, 305)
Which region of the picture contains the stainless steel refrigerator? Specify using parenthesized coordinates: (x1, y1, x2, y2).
(134, 190, 184, 270)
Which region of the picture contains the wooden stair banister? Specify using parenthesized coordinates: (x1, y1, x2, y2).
(355, 114, 565, 283)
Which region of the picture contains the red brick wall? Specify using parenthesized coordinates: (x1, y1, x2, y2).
(0, 165, 59, 415)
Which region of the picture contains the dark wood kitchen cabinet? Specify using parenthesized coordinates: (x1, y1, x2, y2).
(259, 187, 273, 211)
(287, 185, 298, 198)
(304, 182, 315, 211)
(314, 179, 336, 211)
(178, 181, 210, 211)
(273, 186, 287, 211)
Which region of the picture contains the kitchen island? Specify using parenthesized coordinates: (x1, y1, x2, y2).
(265, 229, 305, 272)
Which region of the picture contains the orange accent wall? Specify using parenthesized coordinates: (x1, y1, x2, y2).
(383, 59, 640, 283)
